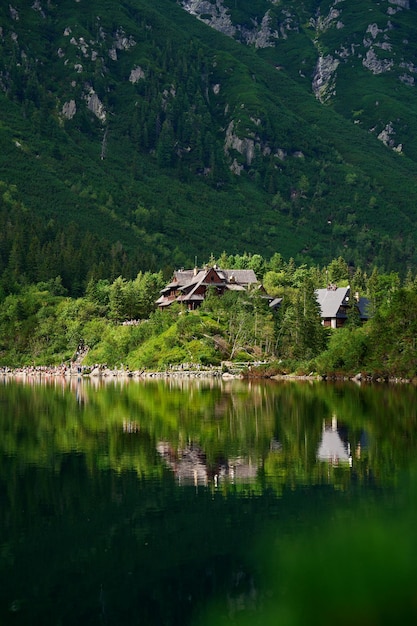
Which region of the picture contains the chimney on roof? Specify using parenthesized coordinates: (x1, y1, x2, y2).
(193, 266, 198, 276)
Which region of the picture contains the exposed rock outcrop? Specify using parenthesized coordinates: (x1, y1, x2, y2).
(129, 66, 145, 83)
(241, 11, 279, 49)
(181, 0, 281, 47)
(363, 48, 394, 75)
(181, 0, 235, 37)
(224, 120, 255, 166)
(62, 99, 76, 120)
(377, 122, 402, 152)
(312, 55, 339, 103)
(83, 84, 106, 122)
(388, 0, 409, 9)
(9, 5, 19, 21)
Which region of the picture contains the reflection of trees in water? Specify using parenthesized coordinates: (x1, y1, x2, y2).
(0, 379, 415, 492)
(1, 379, 416, 626)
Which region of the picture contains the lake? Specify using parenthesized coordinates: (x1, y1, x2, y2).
(1, 376, 417, 625)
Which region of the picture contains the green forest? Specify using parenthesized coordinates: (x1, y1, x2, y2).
(1, 252, 417, 379)
(1, 0, 417, 291)
(1, 1, 417, 377)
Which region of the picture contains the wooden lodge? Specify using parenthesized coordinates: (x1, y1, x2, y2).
(156, 266, 258, 310)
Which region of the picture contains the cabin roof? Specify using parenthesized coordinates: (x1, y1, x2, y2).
(316, 287, 350, 318)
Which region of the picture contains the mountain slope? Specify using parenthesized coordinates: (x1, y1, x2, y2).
(180, 0, 417, 155)
(1, 0, 417, 293)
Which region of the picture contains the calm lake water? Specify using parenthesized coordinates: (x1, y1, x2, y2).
(1, 377, 417, 626)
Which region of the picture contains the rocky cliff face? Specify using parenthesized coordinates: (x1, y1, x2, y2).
(180, 0, 415, 87)
(180, 0, 417, 158)
(2, 0, 415, 169)
(180, 0, 285, 47)
(2, 4, 140, 128)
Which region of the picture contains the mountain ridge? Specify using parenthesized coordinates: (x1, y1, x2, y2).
(1, 0, 417, 293)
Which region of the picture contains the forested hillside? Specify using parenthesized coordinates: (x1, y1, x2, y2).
(2, 252, 417, 379)
(1, 0, 417, 295)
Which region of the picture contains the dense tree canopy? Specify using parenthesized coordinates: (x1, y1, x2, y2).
(1, 252, 417, 378)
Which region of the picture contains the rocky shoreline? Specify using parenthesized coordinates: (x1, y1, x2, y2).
(0, 364, 413, 384)
(0, 364, 241, 380)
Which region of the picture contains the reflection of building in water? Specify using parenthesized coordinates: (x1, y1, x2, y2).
(123, 420, 140, 433)
(157, 442, 258, 487)
(317, 415, 352, 466)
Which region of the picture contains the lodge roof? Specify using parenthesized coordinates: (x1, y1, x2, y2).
(316, 286, 370, 322)
(315, 286, 350, 319)
(174, 268, 257, 284)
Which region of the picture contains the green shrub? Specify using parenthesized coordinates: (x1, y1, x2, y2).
(316, 327, 368, 375)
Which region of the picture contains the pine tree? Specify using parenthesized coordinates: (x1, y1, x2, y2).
(109, 276, 127, 323)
